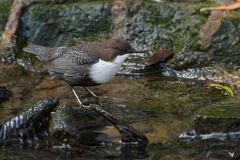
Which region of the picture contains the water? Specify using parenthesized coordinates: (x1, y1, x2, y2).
(0, 70, 239, 159)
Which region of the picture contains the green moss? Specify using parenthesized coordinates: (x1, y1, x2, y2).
(20, 1, 112, 46)
(200, 95, 240, 118)
(66, 34, 111, 46)
(0, 151, 34, 160)
(231, 9, 240, 16)
(0, 0, 13, 33)
(66, 0, 112, 3)
(202, 104, 240, 118)
(125, 2, 207, 52)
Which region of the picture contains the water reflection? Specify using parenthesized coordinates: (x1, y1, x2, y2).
(0, 71, 239, 159)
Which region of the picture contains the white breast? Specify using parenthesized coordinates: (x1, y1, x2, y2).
(89, 54, 128, 84)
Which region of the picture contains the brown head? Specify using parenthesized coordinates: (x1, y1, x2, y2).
(95, 39, 146, 61)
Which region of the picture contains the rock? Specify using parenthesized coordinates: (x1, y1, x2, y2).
(180, 95, 240, 142)
(161, 67, 240, 91)
(19, 1, 112, 47)
(49, 103, 110, 146)
(121, 2, 207, 61)
(0, 0, 16, 63)
(170, 48, 209, 69)
(0, 98, 58, 145)
(0, 62, 24, 80)
(121, 1, 240, 70)
(0, 86, 12, 105)
(1, 0, 240, 72)
(10, 1, 239, 74)
(194, 95, 240, 134)
(0, 0, 13, 34)
(144, 49, 173, 66)
(207, 17, 240, 66)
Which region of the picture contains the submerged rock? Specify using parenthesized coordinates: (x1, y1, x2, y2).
(180, 95, 240, 141)
(195, 95, 240, 132)
(162, 66, 240, 91)
(49, 103, 113, 146)
(0, 98, 58, 145)
(0, 62, 24, 80)
(0, 86, 12, 105)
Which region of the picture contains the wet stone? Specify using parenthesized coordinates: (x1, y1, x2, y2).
(49, 103, 109, 146)
(194, 95, 240, 134)
(0, 98, 58, 145)
(194, 116, 240, 134)
(0, 62, 24, 80)
(0, 0, 12, 34)
(0, 86, 12, 105)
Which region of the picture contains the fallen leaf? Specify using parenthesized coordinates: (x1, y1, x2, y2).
(144, 49, 173, 66)
(209, 83, 234, 97)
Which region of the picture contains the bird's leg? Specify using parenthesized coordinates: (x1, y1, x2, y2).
(84, 87, 101, 105)
(70, 85, 98, 108)
(72, 88, 148, 145)
(71, 88, 82, 107)
(84, 87, 98, 99)
(70, 86, 148, 145)
(72, 87, 94, 109)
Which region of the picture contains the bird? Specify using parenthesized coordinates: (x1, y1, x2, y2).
(23, 39, 145, 103)
(23, 39, 149, 145)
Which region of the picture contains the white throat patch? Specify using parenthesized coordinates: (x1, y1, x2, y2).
(89, 54, 128, 84)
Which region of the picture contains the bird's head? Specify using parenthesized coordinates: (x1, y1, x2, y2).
(103, 39, 147, 55)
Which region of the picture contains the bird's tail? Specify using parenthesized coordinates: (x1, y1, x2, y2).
(23, 43, 48, 61)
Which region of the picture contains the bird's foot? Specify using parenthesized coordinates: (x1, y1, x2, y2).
(84, 87, 101, 104)
(84, 87, 98, 98)
(71, 88, 82, 107)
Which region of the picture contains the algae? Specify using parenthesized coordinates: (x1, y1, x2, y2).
(0, 0, 13, 34)
(20, 1, 113, 47)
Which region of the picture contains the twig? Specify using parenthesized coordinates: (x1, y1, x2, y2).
(201, 2, 240, 12)
(71, 88, 148, 145)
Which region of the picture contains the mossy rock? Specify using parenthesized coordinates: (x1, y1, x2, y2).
(0, 62, 24, 80)
(20, 1, 113, 47)
(120, 1, 210, 71)
(194, 95, 240, 134)
(0, 0, 13, 34)
(123, 2, 207, 50)
(49, 103, 108, 146)
(122, 1, 240, 69)
(208, 17, 240, 67)
(0, 151, 34, 160)
(16, 0, 240, 71)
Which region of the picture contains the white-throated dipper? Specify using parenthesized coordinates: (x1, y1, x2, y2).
(23, 39, 149, 145)
(23, 39, 145, 87)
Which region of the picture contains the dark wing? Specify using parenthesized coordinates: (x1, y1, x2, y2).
(23, 43, 68, 62)
(23, 43, 99, 62)
(43, 47, 99, 85)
